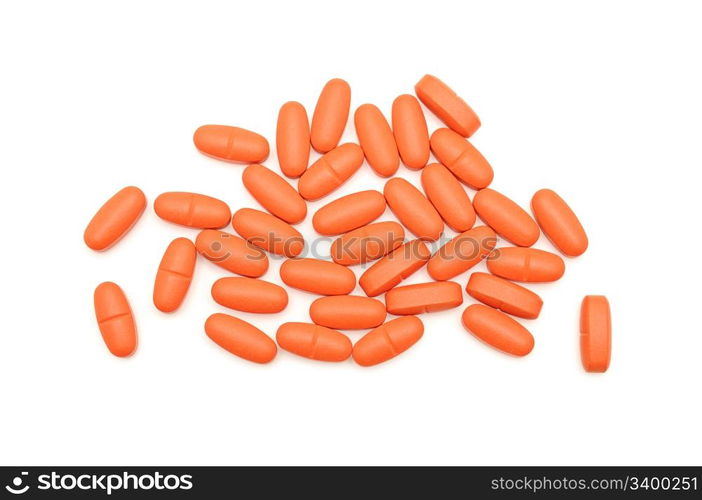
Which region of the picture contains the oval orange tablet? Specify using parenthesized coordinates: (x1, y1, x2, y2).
(298, 143, 364, 200)
(473, 189, 540, 247)
(205, 313, 276, 363)
(430, 128, 493, 189)
(280, 258, 356, 295)
(242, 163, 307, 224)
(154, 192, 231, 229)
(421, 163, 476, 232)
(487, 247, 565, 282)
(354, 103, 399, 177)
(580, 295, 611, 372)
(232, 208, 304, 258)
(466, 272, 543, 319)
(211, 277, 288, 313)
(385, 281, 463, 315)
(427, 226, 497, 281)
(415, 74, 480, 137)
(392, 94, 430, 169)
(384, 178, 443, 241)
(461, 304, 534, 356)
(276, 101, 310, 178)
(84, 186, 146, 251)
(312, 190, 386, 236)
(309, 295, 386, 329)
(359, 239, 432, 297)
(531, 189, 588, 257)
(195, 229, 268, 277)
(310, 78, 351, 153)
(153, 237, 197, 313)
(94, 282, 137, 357)
(330, 221, 405, 266)
(193, 125, 269, 163)
(352, 316, 424, 367)
(276, 322, 352, 362)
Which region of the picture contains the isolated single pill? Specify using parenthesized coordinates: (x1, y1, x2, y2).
(276, 323, 352, 362)
(487, 247, 565, 282)
(242, 163, 307, 224)
(193, 125, 269, 163)
(384, 177, 443, 241)
(461, 304, 534, 356)
(473, 189, 540, 247)
(359, 239, 432, 297)
(312, 190, 386, 236)
(309, 295, 387, 330)
(153, 237, 197, 313)
(298, 143, 364, 200)
(330, 221, 405, 266)
(385, 281, 463, 315)
(84, 186, 146, 251)
(94, 282, 137, 357)
(430, 128, 493, 189)
(421, 163, 476, 232)
(415, 74, 481, 137)
(580, 295, 611, 372)
(154, 192, 231, 229)
(352, 316, 424, 367)
(195, 230, 268, 277)
(354, 103, 399, 177)
(392, 94, 430, 169)
(466, 272, 543, 319)
(310, 78, 351, 153)
(531, 189, 588, 257)
(211, 277, 288, 313)
(232, 208, 304, 258)
(427, 226, 497, 281)
(280, 258, 356, 295)
(276, 101, 310, 178)
(205, 313, 276, 364)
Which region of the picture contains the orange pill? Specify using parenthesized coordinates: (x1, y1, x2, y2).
(580, 295, 611, 372)
(392, 94, 430, 169)
(384, 177, 443, 241)
(466, 272, 543, 319)
(487, 247, 565, 282)
(205, 313, 276, 364)
(330, 221, 405, 266)
(385, 281, 463, 315)
(310, 78, 351, 153)
(154, 192, 231, 229)
(193, 125, 269, 163)
(430, 128, 493, 189)
(242, 163, 307, 224)
(84, 186, 146, 251)
(313, 190, 386, 236)
(531, 189, 588, 257)
(352, 316, 424, 367)
(421, 163, 476, 232)
(280, 258, 356, 295)
(354, 103, 399, 177)
(473, 189, 540, 247)
(298, 143, 364, 200)
(427, 226, 497, 281)
(276, 322, 352, 362)
(195, 229, 268, 277)
(461, 304, 534, 356)
(232, 208, 304, 258)
(211, 277, 288, 313)
(415, 74, 481, 137)
(359, 239, 432, 297)
(309, 295, 387, 329)
(276, 101, 310, 178)
(94, 282, 137, 357)
(153, 237, 197, 313)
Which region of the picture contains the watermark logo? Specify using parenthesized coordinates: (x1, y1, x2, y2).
(5, 472, 29, 495)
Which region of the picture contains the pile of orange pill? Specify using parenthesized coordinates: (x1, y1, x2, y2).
(85, 74, 611, 371)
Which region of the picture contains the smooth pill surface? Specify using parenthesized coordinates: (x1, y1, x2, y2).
(84, 186, 146, 251)
(312, 190, 386, 235)
(466, 272, 543, 319)
(384, 177, 443, 241)
(211, 277, 288, 313)
(280, 258, 356, 295)
(232, 208, 304, 257)
(385, 281, 463, 315)
(276, 323, 352, 361)
(193, 125, 269, 163)
(580, 295, 611, 372)
(153, 238, 197, 313)
(276, 101, 310, 178)
(427, 226, 497, 281)
(309, 296, 387, 329)
(531, 189, 588, 257)
(298, 143, 364, 200)
(359, 239, 432, 297)
(392, 94, 429, 169)
(310, 78, 351, 153)
(354, 103, 399, 177)
(430, 128, 493, 189)
(94, 282, 137, 357)
(242, 163, 307, 224)
(205, 313, 276, 363)
(462, 304, 534, 356)
(415, 74, 480, 137)
(154, 192, 231, 229)
(473, 189, 540, 247)
(352, 316, 424, 367)
(487, 247, 565, 282)
(195, 230, 268, 277)
(330, 221, 404, 266)
(421, 163, 476, 232)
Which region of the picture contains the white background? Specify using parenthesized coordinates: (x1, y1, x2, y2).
(1, 1, 700, 466)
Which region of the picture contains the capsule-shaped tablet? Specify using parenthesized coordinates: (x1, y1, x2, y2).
(154, 192, 231, 229)
(242, 164, 307, 224)
(461, 304, 534, 356)
(276, 101, 310, 178)
(153, 237, 197, 312)
(473, 189, 540, 247)
(531, 189, 588, 257)
(392, 94, 429, 169)
(84, 186, 146, 251)
(205, 313, 276, 363)
(487, 247, 565, 282)
(310, 78, 351, 153)
(427, 226, 497, 281)
(280, 258, 356, 295)
(359, 239, 432, 297)
(415, 74, 481, 137)
(421, 163, 476, 232)
(580, 295, 611, 372)
(276, 322, 352, 362)
(330, 221, 405, 266)
(354, 103, 399, 177)
(232, 208, 304, 258)
(195, 229, 268, 277)
(312, 190, 386, 236)
(384, 178, 443, 241)
(352, 316, 424, 367)
(430, 128, 493, 189)
(298, 143, 364, 200)
(466, 272, 543, 319)
(211, 277, 288, 313)
(385, 281, 463, 315)
(309, 296, 387, 330)
(193, 125, 269, 163)
(94, 282, 137, 357)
